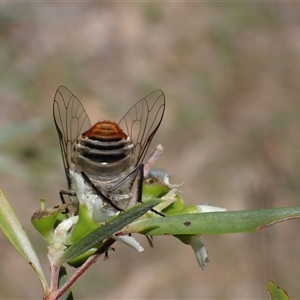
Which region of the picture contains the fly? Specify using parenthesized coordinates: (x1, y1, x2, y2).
(53, 86, 165, 222)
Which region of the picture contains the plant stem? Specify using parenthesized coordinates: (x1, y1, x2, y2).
(54, 238, 116, 300)
(50, 264, 60, 293)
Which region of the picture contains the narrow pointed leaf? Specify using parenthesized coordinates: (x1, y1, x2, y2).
(124, 207, 300, 236)
(58, 266, 73, 300)
(267, 280, 289, 300)
(0, 189, 48, 293)
(61, 199, 161, 263)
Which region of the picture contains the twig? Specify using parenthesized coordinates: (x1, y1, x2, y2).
(51, 238, 116, 300)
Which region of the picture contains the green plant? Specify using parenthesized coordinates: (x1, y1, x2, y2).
(0, 155, 298, 299)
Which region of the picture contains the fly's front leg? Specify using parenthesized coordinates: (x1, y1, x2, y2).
(111, 145, 164, 205)
(130, 144, 164, 206)
(111, 163, 143, 206)
(132, 162, 165, 217)
(80, 171, 124, 212)
(59, 189, 76, 204)
(59, 189, 76, 213)
(134, 164, 144, 204)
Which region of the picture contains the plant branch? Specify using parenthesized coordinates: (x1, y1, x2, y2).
(54, 238, 116, 300)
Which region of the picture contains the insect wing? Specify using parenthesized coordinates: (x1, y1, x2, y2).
(53, 86, 91, 189)
(118, 89, 165, 168)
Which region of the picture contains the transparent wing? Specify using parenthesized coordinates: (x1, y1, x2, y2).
(53, 86, 91, 189)
(118, 89, 165, 168)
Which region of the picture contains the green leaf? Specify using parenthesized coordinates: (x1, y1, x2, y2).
(67, 204, 100, 244)
(267, 280, 289, 300)
(0, 189, 49, 294)
(123, 206, 300, 235)
(31, 203, 69, 242)
(142, 177, 170, 200)
(67, 247, 98, 268)
(58, 266, 73, 300)
(61, 199, 161, 264)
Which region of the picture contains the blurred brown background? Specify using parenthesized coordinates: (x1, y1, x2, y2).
(1, 2, 300, 299)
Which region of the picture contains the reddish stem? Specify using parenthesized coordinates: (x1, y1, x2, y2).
(54, 238, 116, 300)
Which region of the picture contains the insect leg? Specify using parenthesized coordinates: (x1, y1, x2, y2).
(134, 164, 165, 217)
(109, 144, 165, 205)
(135, 164, 144, 204)
(110, 164, 143, 193)
(129, 144, 165, 207)
(58, 189, 76, 214)
(80, 171, 124, 212)
(109, 163, 144, 204)
(59, 189, 76, 204)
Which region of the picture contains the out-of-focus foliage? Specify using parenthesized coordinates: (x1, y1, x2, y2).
(1, 2, 300, 299)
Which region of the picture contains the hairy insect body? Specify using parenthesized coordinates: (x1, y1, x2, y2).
(73, 121, 133, 177)
(53, 86, 165, 223)
(72, 121, 136, 213)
